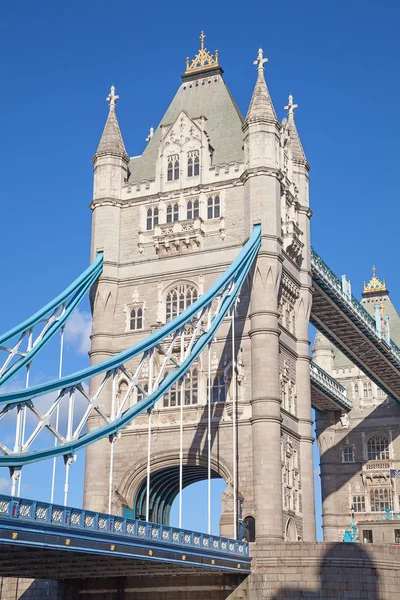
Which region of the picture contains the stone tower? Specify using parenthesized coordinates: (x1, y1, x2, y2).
(313, 268, 400, 543)
(84, 34, 316, 544)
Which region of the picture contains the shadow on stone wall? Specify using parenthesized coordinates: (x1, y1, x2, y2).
(269, 543, 379, 600)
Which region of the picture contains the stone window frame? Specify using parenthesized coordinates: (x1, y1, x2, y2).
(187, 150, 200, 178)
(164, 281, 199, 323)
(341, 442, 355, 463)
(166, 202, 179, 223)
(369, 487, 393, 512)
(167, 154, 180, 181)
(162, 364, 199, 408)
(186, 197, 200, 220)
(146, 206, 159, 231)
(365, 432, 390, 461)
(125, 301, 146, 333)
(207, 194, 221, 219)
(352, 494, 366, 513)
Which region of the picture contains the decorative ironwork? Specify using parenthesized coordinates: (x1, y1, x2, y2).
(364, 266, 387, 294)
(35, 506, 47, 520)
(185, 31, 219, 74)
(51, 509, 62, 523)
(0, 494, 249, 560)
(0, 227, 261, 468)
(84, 515, 95, 528)
(114, 520, 123, 532)
(310, 360, 351, 411)
(18, 503, 30, 518)
(70, 512, 81, 526)
(126, 523, 134, 534)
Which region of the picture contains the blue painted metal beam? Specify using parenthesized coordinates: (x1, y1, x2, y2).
(0, 226, 261, 467)
(0, 494, 250, 574)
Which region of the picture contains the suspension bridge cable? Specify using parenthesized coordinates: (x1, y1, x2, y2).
(146, 353, 154, 522)
(16, 359, 31, 498)
(51, 326, 65, 504)
(0, 227, 261, 470)
(207, 342, 212, 535)
(232, 304, 237, 539)
(108, 371, 117, 514)
(179, 335, 184, 529)
(64, 390, 75, 505)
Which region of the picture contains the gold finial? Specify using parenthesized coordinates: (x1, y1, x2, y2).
(185, 31, 219, 74)
(363, 265, 387, 294)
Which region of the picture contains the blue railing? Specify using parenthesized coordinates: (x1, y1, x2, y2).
(311, 248, 400, 367)
(0, 494, 248, 558)
(310, 360, 352, 411)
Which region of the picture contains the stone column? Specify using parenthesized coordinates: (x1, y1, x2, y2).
(249, 245, 283, 542)
(296, 208, 316, 541)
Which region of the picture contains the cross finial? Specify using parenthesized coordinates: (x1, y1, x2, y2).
(284, 94, 298, 119)
(372, 265, 376, 278)
(200, 31, 205, 50)
(253, 47, 268, 72)
(106, 85, 119, 110)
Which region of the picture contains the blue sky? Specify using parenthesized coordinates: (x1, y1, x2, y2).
(1, 1, 399, 538)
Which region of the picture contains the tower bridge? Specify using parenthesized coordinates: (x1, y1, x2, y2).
(1, 32, 400, 599)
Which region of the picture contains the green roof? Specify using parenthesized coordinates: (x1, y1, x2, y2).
(128, 74, 245, 183)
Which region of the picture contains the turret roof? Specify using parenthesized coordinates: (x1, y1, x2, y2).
(246, 48, 277, 123)
(94, 86, 128, 162)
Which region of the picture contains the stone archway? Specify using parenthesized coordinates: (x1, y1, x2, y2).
(285, 517, 297, 541)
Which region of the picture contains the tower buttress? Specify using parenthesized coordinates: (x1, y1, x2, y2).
(242, 49, 284, 542)
(85, 86, 129, 512)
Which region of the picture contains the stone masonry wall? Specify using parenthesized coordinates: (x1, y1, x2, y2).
(7, 542, 400, 599)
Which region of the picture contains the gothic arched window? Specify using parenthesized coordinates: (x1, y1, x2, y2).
(243, 516, 255, 542)
(363, 382, 368, 398)
(167, 155, 180, 181)
(166, 203, 179, 223)
(165, 284, 198, 322)
(130, 307, 143, 330)
(368, 382, 373, 398)
(187, 198, 199, 220)
(370, 488, 392, 512)
(207, 195, 220, 219)
(354, 383, 359, 398)
(367, 434, 390, 461)
(208, 374, 226, 403)
(163, 366, 198, 407)
(146, 207, 159, 231)
(116, 380, 129, 413)
(187, 151, 199, 177)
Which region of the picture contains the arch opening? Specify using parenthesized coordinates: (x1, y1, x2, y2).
(132, 465, 221, 525)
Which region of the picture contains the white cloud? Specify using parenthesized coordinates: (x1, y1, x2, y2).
(65, 308, 92, 355)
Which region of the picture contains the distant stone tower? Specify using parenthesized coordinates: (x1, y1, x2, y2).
(84, 33, 316, 544)
(313, 268, 400, 543)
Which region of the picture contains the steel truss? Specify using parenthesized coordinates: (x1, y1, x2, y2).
(0, 226, 261, 470)
(0, 253, 103, 388)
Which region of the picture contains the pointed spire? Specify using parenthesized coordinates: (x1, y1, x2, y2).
(246, 48, 277, 123)
(94, 85, 129, 162)
(284, 94, 306, 162)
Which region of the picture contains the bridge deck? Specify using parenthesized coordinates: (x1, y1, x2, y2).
(311, 249, 400, 401)
(310, 360, 351, 412)
(0, 495, 250, 578)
